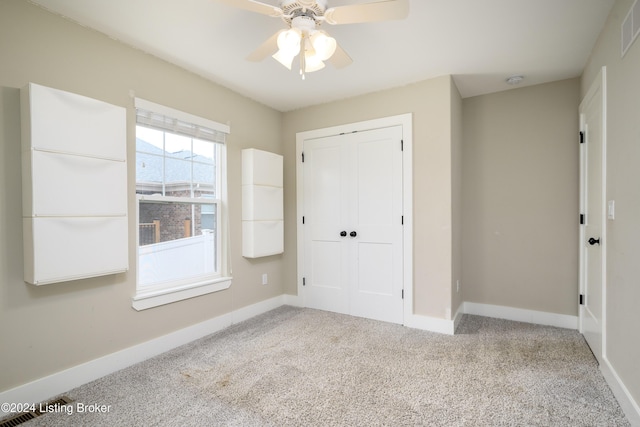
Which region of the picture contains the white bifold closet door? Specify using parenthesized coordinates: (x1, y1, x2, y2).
(302, 125, 403, 324)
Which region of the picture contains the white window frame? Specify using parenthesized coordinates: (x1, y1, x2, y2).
(132, 98, 231, 311)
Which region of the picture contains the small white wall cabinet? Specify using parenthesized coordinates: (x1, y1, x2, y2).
(242, 149, 283, 258)
(21, 83, 128, 285)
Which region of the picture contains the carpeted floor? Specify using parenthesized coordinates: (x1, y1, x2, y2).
(20, 306, 629, 426)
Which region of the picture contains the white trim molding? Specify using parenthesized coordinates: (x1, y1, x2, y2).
(405, 314, 456, 335)
(295, 113, 413, 325)
(601, 357, 640, 425)
(463, 302, 579, 330)
(0, 295, 287, 415)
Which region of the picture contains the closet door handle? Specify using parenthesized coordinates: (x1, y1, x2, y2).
(350, 231, 357, 237)
(340, 231, 347, 237)
(588, 237, 600, 246)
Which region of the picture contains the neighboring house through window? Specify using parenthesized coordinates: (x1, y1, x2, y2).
(132, 98, 231, 310)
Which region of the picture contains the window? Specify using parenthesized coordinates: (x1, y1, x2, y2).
(132, 98, 231, 310)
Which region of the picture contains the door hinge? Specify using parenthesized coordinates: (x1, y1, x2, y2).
(401, 139, 404, 151)
(303, 277, 306, 286)
(579, 131, 585, 144)
(401, 289, 404, 299)
(301, 152, 305, 162)
(401, 215, 404, 225)
(579, 294, 584, 305)
(580, 214, 585, 225)
(302, 216, 305, 224)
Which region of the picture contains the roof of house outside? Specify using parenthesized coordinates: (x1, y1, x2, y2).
(136, 138, 215, 192)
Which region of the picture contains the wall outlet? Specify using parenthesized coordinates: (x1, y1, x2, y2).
(608, 200, 615, 220)
(262, 273, 268, 285)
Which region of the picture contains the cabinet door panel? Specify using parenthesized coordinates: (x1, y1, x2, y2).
(25, 83, 126, 160)
(27, 150, 126, 216)
(242, 220, 284, 258)
(24, 217, 128, 285)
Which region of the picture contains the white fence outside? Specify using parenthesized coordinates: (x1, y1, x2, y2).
(138, 233, 215, 287)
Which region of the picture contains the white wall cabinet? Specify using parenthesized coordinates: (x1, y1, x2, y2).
(242, 149, 283, 258)
(21, 83, 128, 285)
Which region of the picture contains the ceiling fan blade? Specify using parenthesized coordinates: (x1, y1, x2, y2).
(327, 42, 352, 69)
(247, 30, 284, 62)
(324, 0, 409, 25)
(216, 0, 283, 17)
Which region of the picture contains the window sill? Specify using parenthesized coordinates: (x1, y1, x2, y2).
(132, 277, 232, 311)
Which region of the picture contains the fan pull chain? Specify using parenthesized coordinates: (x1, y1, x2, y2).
(299, 36, 306, 80)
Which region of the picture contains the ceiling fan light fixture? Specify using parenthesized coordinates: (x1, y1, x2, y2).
(310, 31, 337, 61)
(272, 49, 295, 70)
(304, 52, 325, 72)
(277, 28, 301, 56)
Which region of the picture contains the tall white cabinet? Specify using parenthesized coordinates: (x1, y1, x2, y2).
(242, 149, 284, 258)
(21, 83, 128, 285)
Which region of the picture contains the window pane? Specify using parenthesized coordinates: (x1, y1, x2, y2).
(138, 201, 217, 288)
(193, 138, 215, 159)
(165, 133, 192, 159)
(136, 126, 164, 153)
(200, 203, 216, 232)
(136, 152, 163, 195)
(164, 157, 192, 196)
(193, 163, 215, 197)
(136, 125, 218, 198)
(135, 117, 223, 292)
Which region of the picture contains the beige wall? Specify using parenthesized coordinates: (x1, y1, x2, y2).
(1, 0, 609, 404)
(462, 78, 580, 315)
(450, 80, 464, 316)
(0, 0, 283, 392)
(581, 0, 640, 407)
(283, 76, 460, 320)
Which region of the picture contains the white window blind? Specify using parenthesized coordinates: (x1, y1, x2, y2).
(134, 98, 229, 143)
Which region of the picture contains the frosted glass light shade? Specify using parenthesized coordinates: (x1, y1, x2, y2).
(310, 31, 337, 61)
(305, 53, 325, 72)
(277, 28, 301, 56)
(273, 49, 295, 70)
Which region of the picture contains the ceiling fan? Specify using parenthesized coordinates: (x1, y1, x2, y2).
(217, 0, 410, 79)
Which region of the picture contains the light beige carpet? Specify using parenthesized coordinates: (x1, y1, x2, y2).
(20, 306, 629, 426)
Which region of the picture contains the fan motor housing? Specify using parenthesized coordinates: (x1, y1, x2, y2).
(279, 0, 327, 25)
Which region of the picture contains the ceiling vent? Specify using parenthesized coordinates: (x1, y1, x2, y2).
(622, 0, 640, 57)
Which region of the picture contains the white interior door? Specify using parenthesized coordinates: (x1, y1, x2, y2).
(579, 67, 606, 364)
(302, 125, 404, 324)
(302, 135, 350, 315)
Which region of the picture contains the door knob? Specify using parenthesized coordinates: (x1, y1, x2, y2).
(588, 237, 600, 246)
(340, 231, 347, 237)
(350, 231, 357, 237)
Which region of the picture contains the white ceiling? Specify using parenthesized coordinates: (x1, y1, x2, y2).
(29, 0, 614, 112)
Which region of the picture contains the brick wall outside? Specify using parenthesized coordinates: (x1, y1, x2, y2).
(138, 189, 212, 244)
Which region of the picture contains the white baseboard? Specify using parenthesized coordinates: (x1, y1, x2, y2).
(283, 293, 302, 307)
(405, 314, 456, 335)
(601, 356, 640, 426)
(0, 295, 288, 415)
(463, 302, 579, 330)
(453, 302, 465, 332)
(4, 296, 629, 422)
(231, 294, 288, 324)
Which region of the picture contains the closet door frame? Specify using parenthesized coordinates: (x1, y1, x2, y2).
(295, 114, 413, 324)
